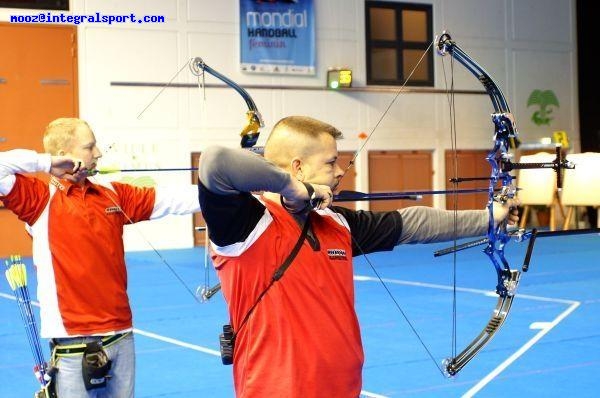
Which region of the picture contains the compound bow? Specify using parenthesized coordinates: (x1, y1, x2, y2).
(435, 31, 573, 376)
(335, 32, 573, 378)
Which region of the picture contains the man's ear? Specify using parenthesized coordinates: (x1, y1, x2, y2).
(291, 158, 303, 181)
(57, 149, 66, 156)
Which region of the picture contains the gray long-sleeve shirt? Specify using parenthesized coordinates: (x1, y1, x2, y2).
(198, 146, 488, 250)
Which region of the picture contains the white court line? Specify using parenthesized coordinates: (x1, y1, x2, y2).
(0, 292, 223, 356)
(133, 328, 221, 356)
(132, 327, 387, 397)
(462, 300, 580, 397)
(1, 292, 386, 398)
(359, 391, 389, 398)
(0, 292, 17, 301)
(353, 274, 581, 397)
(0, 293, 222, 356)
(4, 276, 580, 398)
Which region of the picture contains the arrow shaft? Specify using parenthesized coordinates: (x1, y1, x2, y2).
(334, 188, 492, 202)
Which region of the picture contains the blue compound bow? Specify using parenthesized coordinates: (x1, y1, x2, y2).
(434, 31, 573, 376)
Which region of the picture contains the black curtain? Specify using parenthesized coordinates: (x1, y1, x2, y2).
(577, 0, 599, 152)
(577, 0, 598, 227)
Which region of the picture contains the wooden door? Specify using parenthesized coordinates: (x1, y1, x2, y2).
(444, 150, 489, 210)
(0, 23, 78, 256)
(368, 150, 433, 212)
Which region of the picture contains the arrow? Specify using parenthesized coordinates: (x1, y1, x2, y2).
(333, 187, 505, 202)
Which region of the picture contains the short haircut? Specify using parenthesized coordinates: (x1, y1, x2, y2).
(269, 116, 342, 142)
(43, 118, 90, 155)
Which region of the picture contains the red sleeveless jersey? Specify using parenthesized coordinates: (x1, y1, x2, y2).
(212, 198, 363, 398)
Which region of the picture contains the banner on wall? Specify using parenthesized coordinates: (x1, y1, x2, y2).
(240, 0, 315, 75)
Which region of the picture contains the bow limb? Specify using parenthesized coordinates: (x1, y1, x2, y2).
(188, 58, 267, 300)
(437, 31, 517, 291)
(190, 57, 264, 149)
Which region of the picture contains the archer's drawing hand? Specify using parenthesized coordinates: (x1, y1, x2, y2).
(280, 180, 333, 213)
(50, 156, 89, 179)
(308, 183, 334, 210)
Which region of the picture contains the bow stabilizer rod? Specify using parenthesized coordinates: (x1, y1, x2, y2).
(435, 227, 600, 258)
(501, 145, 574, 189)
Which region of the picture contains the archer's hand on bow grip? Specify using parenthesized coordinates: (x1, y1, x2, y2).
(492, 198, 521, 227)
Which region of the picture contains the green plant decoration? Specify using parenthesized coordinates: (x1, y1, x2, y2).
(527, 89, 559, 126)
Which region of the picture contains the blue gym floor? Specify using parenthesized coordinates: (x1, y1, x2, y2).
(1, 233, 599, 397)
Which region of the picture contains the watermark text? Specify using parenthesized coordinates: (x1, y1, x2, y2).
(10, 12, 165, 25)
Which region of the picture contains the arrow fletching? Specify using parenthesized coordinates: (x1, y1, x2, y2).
(5, 255, 27, 290)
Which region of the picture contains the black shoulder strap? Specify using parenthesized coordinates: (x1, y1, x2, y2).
(272, 216, 310, 281)
(234, 216, 310, 336)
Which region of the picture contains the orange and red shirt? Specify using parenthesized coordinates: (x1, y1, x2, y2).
(1, 161, 200, 337)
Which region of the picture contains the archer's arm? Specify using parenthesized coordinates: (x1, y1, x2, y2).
(198, 146, 306, 246)
(198, 146, 333, 245)
(0, 150, 82, 223)
(398, 200, 519, 244)
(336, 203, 516, 255)
(198, 145, 311, 201)
(1, 149, 88, 195)
(330, 206, 485, 253)
(398, 207, 487, 244)
(0, 150, 51, 195)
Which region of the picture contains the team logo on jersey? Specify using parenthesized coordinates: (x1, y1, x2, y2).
(327, 249, 347, 261)
(50, 177, 65, 191)
(105, 206, 122, 214)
